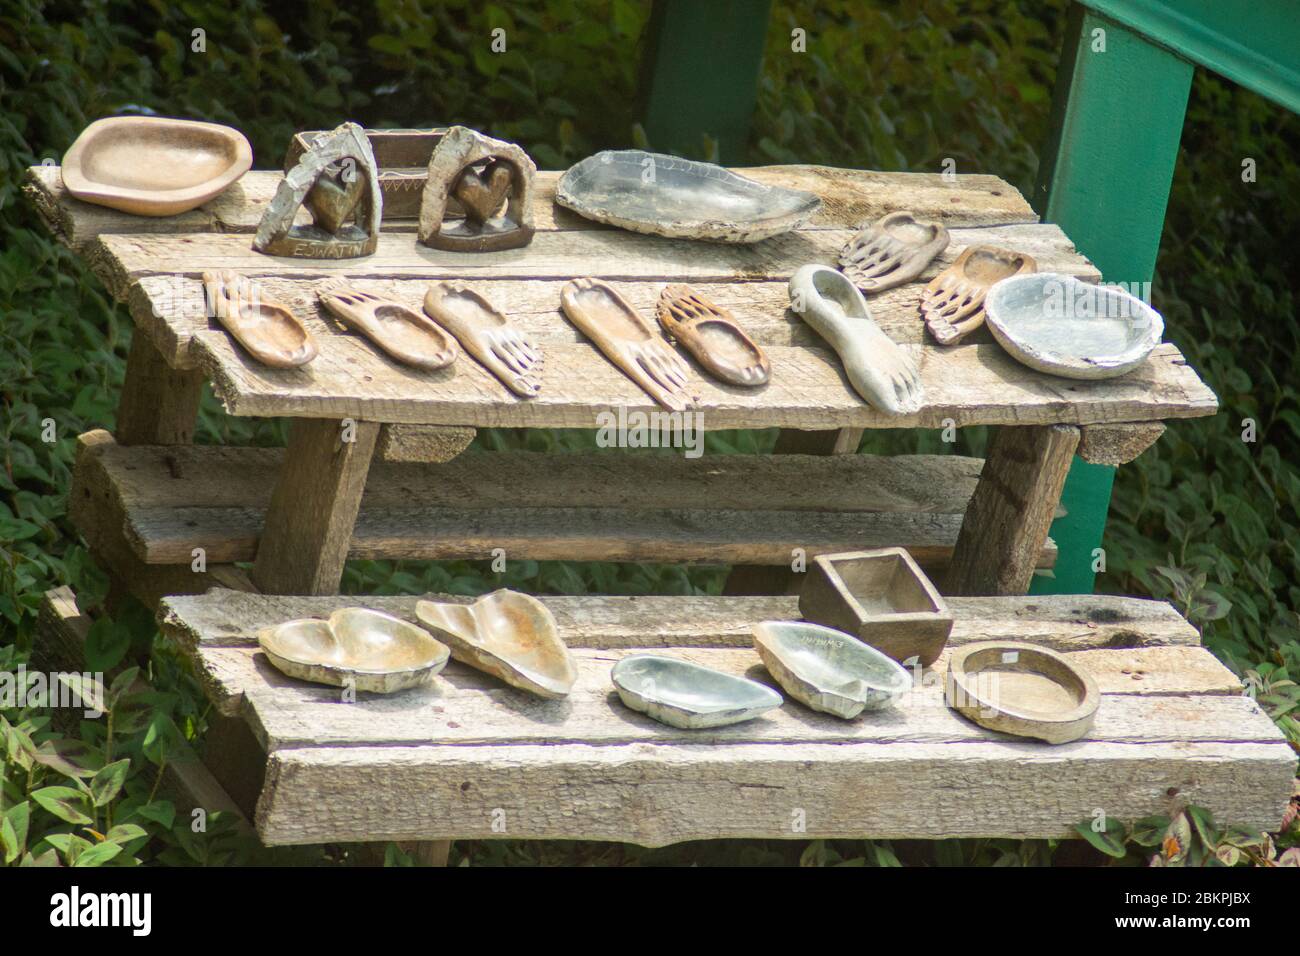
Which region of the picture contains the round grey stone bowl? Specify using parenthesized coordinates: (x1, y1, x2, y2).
(984, 272, 1164, 380)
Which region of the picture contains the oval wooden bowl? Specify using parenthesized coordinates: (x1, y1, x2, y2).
(62, 116, 252, 216)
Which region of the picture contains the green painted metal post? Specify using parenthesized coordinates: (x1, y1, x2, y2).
(639, 0, 773, 163)
(1031, 3, 1194, 594)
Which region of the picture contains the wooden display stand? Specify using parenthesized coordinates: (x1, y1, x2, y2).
(24, 161, 1292, 856)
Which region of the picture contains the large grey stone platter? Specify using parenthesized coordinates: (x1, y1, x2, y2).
(556, 150, 821, 243)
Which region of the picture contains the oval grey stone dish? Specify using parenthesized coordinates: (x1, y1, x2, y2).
(556, 150, 821, 243)
(984, 272, 1164, 380)
(752, 621, 913, 719)
(610, 654, 783, 729)
(257, 608, 450, 694)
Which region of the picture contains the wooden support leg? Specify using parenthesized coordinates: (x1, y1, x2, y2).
(116, 332, 204, 445)
(722, 427, 863, 595)
(251, 418, 379, 595)
(946, 424, 1080, 596)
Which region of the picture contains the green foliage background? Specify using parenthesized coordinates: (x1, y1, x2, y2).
(0, 0, 1296, 865)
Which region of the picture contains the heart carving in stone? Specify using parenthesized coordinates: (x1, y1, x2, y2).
(453, 159, 513, 224)
(304, 161, 366, 235)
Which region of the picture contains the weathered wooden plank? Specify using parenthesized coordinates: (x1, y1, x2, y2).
(250, 419, 380, 595)
(194, 326, 1216, 430)
(87, 223, 1088, 302)
(375, 423, 476, 463)
(1078, 421, 1167, 465)
(68, 431, 257, 608)
(130, 274, 1010, 370)
(25, 164, 1038, 251)
(160, 590, 1201, 653)
(253, 739, 1296, 846)
(208, 644, 1254, 746)
(160, 589, 1202, 720)
(74, 439, 1060, 570)
(237, 646, 1269, 750)
(947, 424, 1081, 595)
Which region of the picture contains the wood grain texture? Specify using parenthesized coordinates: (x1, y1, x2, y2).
(25, 164, 1038, 251)
(193, 332, 1214, 430)
(159, 589, 1203, 718)
(375, 423, 476, 463)
(68, 430, 257, 608)
(1078, 421, 1167, 465)
(115, 332, 204, 444)
(253, 739, 1294, 846)
(221, 646, 1264, 751)
(129, 274, 1021, 370)
(88, 223, 1089, 302)
(74, 439, 1063, 571)
(155, 591, 1290, 848)
(947, 424, 1081, 596)
(250, 419, 379, 595)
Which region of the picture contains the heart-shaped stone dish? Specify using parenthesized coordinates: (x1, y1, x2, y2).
(257, 608, 449, 694)
(416, 590, 577, 699)
(752, 620, 912, 719)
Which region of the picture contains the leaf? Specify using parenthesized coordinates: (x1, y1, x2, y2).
(1162, 812, 1193, 864)
(72, 841, 122, 867)
(2, 802, 30, 861)
(131, 800, 175, 830)
(1074, 819, 1128, 858)
(30, 785, 93, 825)
(0, 815, 19, 864)
(83, 616, 131, 672)
(1129, 815, 1171, 848)
(90, 758, 130, 807)
(1185, 805, 1218, 848)
(105, 823, 148, 854)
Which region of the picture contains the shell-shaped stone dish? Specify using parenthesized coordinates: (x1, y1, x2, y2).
(556, 150, 821, 243)
(610, 654, 782, 729)
(984, 272, 1164, 380)
(62, 116, 252, 216)
(946, 641, 1100, 744)
(416, 590, 576, 699)
(752, 620, 912, 719)
(257, 608, 449, 694)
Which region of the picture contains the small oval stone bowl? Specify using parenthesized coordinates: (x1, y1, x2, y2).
(984, 272, 1164, 380)
(946, 641, 1099, 744)
(257, 607, 449, 694)
(753, 621, 913, 719)
(610, 654, 782, 729)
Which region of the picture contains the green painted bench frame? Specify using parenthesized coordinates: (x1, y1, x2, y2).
(641, 0, 1300, 594)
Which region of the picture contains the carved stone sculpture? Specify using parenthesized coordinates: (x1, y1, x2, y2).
(417, 126, 535, 252)
(254, 122, 381, 259)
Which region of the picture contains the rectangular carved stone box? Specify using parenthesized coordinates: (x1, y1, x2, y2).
(284, 128, 454, 219)
(799, 547, 954, 667)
